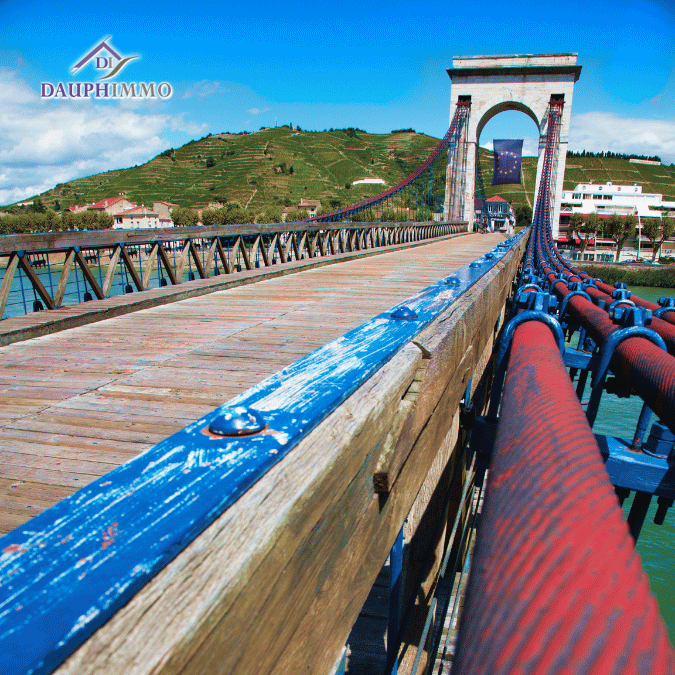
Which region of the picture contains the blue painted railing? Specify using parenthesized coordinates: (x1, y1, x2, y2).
(0, 231, 523, 675)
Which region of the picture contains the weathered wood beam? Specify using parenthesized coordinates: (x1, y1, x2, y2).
(307, 232, 318, 259)
(101, 245, 122, 297)
(215, 239, 231, 274)
(74, 250, 104, 300)
(276, 234, 287, 264)
(141, 244, 159, 288)
(295, 232, 307, 261)
(0, 253, 19, 318)
(202, 239, 218, 276)
(156, 243, 178, 285)
(53, 249, 77, 308)
(175, 241, 191, 281)
(188, 241, 206, 279)
(119, 246, 144, 291)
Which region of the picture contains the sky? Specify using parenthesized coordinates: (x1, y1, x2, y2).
(1, 0, 674, 206)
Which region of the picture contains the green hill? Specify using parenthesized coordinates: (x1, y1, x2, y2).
(9, 127, 675, 215)
(19, 126, 439, 213)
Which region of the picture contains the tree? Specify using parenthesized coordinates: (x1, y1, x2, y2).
(569, 212, 583, 238)
(576, 212, 600, 258)
(284, 208, 309, 222)
(201, 208, 219, 226)
(171, 206, 199, 227)
(660, 217, 674, 262)
(29, 198, 46, 214)
(62, 210, 76, 230)
(205, 156, 215, 168)
(605, 214, 637, 262)
(97, 212, 114, 229)
(262, 206, 283, 224)
(414, 207, 433, 222)
(642, 217, 662, 262)
(45, 210, 58, 232)
(514, 204, 532, 229)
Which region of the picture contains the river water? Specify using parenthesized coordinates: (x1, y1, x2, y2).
(590, 285, 675, 643)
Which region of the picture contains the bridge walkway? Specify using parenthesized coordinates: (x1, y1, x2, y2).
(0, 232, 506, 536)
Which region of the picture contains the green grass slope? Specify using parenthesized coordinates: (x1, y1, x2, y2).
(11, 129, 675, 215)
(24, 127, 440, 213)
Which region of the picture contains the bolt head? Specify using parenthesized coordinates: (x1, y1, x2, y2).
(208, 406, 266, 437)
(390, 305, 418, 320)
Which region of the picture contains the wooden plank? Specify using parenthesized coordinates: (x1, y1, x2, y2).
(20, 253, 55, 310)
(74, 250, 104, 300)
(0, 235, 521, 675)
(53, 343, 423, 675)
(119, 246, 144, 291)
(0, 253, 19, 318)
(157, 243, 178, 285)
(141, 243, 159, 287)
(101, 244, 122, 297)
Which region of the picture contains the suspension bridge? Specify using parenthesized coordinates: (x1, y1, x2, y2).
(1, 53, 674, 675)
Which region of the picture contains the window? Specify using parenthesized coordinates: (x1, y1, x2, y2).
(593, 195, 602, 199)
(603, 195, 612, 200)
(573, 193, 581, 199)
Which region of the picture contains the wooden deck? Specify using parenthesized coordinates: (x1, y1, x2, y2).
(0, 233, 505, 536)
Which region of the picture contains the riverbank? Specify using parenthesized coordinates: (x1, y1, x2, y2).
(577, 262, 675, 289)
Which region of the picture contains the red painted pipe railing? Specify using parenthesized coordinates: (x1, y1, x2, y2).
(452, 320, 675, 674)
(547, 278, 675, 430)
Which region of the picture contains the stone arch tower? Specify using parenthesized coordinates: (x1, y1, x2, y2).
(446, 54, 581, 239)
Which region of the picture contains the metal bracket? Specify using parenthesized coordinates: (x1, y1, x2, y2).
(488, 305, 565, 420)
(585, 308, 667, 426)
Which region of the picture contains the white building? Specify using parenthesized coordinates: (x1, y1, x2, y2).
(114, 206, 161, 229)
(560, 182, 675, 224)
(558, 181, 675, 262)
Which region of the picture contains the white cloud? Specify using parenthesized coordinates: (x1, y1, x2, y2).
(569, 112, 675, 165)
(248, 107, 270, 115)
(0, 69, 208, 205)
(182, 80, 231, 98)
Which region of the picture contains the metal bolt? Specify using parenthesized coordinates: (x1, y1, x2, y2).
(444, 276, 461, 286)
(390, 305, 418, 320)
(208, 406, 266, 437)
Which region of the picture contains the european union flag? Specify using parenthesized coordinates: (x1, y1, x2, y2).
(492, 139, 523, 185)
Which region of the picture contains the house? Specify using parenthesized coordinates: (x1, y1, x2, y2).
(476, 196, 515, 233)
(153, 201, 177, 227)
(88, 197, 137, 215)
(114, 206, 160, 229)
(298, 198, 322, 217)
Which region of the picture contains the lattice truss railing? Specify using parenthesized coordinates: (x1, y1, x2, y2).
(0, 222, 465, 319)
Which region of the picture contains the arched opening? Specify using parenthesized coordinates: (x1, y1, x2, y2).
(474, 106, 541, 233)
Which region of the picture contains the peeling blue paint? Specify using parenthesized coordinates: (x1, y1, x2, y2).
(0, 233, 524, 675)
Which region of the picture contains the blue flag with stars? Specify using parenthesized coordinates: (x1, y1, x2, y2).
(492, 139, 523, 185)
